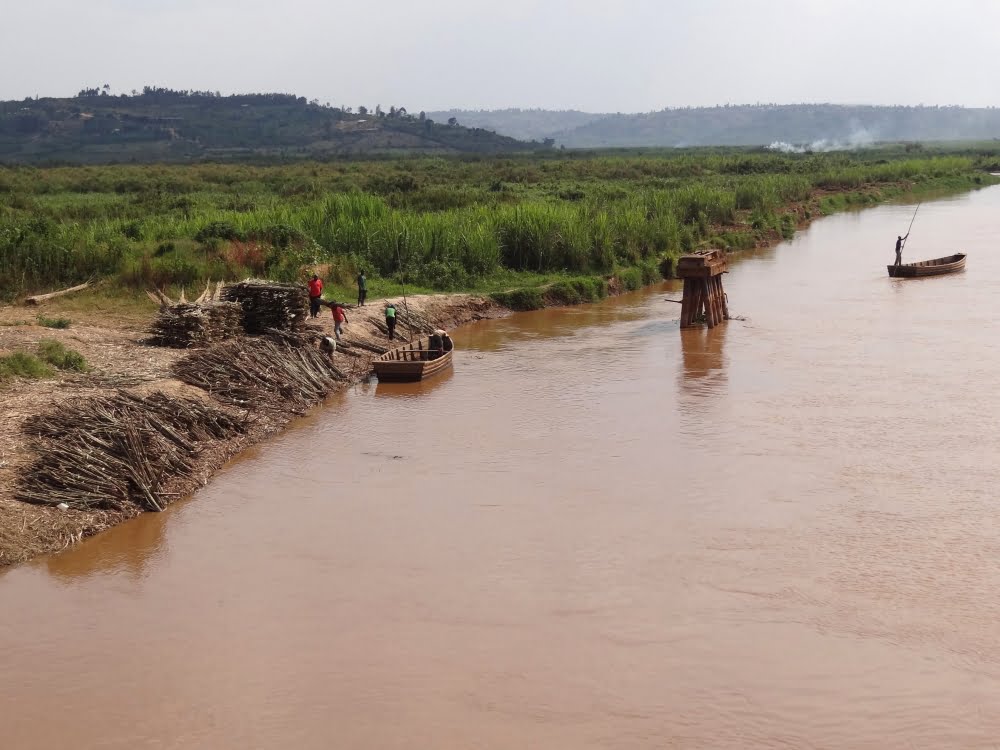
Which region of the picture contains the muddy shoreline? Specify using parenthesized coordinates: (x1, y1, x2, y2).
(0, 293, 503, 567)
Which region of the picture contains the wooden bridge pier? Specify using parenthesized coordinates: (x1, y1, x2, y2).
(677, 249, 730, 329)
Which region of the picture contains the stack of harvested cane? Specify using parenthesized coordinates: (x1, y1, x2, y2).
(173, 335, 345, 413)
(149, 302, 243, 348)
(223, 280, 308, 334)
(16, 391, 248, 513)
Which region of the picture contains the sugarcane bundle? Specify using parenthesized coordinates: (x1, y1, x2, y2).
(16, 390, 249, 512)
(172, 336, 344, 413)
(149, 301, 243, 348)
(222, 280, 308, 333)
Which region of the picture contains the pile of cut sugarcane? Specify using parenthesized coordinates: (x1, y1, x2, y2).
(147, 283, 242, 348)
(222, 279, 308, 333)
(172, 334, 345, 412)
(16, 391, 249, 512)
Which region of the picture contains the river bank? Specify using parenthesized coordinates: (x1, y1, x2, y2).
(1, 176, 995, 567)
(0, 292, 502, 566)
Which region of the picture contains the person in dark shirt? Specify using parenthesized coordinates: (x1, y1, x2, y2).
(894, 233, 909, 266)
(428, 331, 444, 360)
(357, 270, 367, 306)
(441, 331, 453, 353)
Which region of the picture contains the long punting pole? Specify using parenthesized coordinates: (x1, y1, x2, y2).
(902, 203, 920, 249)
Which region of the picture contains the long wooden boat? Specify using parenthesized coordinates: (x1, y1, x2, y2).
(887, 253, 966, 278)
(372, 337, 453, 382)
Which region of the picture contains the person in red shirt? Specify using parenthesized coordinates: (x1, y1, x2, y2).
(328, 300, 348, 340)
(308, 274, 323, 318)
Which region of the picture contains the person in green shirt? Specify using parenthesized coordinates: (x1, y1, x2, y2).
(357, 270, 367, 306)
(385, 302, 397, 340)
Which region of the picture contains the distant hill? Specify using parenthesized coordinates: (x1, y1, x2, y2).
(425, 108, 608, 143)
(0, 88, 540, 164)
(429, 105, 1000, 149)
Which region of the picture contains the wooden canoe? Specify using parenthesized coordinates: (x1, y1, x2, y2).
(372, 337, 453, 382)
(887, 253, 966, 278)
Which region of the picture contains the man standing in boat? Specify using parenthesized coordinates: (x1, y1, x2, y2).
(894, 232, 909, 266)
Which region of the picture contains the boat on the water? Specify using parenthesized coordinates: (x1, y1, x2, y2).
(372, 336, 453, 382)
(887, 253, 966, 278)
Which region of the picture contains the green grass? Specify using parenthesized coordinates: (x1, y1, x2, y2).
(0, 352, 53, 382)
(37, 340, 88, 372)
(36, 314, 71, 329)
(1, 146, 998, 302)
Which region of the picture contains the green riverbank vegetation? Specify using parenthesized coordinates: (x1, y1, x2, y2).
(0, 341, 87, 384)
(2, 145, 998, 305)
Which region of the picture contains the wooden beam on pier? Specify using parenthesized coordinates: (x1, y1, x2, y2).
(676, 250, 730, 330)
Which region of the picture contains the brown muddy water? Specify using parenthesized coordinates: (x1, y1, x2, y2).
(4, 187, 1000, 749)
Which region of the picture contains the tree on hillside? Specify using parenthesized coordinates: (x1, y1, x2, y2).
(447, 117, 458, 126)
(358, 105, 368, 115)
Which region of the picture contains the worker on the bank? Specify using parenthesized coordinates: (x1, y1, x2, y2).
(441, 331, 454, 353)
(357, 270, 367, 307)
(308, 274, 324, 318)
(894, 233, 908, 267)
(385, 302, 397, 340)
(320, 335, 337, 358)
(428, 330, 444, 360)
(328, 300, 348, 340)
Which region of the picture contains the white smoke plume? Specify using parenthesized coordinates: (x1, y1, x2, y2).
(768, 124, 876, 153)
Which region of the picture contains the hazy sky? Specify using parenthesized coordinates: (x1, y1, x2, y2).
(3, 0, 998, 112)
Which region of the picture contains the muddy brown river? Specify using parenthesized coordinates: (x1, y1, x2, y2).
(4, 187, 1000, 749)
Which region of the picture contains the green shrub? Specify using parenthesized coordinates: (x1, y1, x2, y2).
(37, 314, 71, 329)
(0, 351, 53, 381)
(659, 255, 676, 279)
(492, 287, 544, 311)
(779, 214, 797, 240)
(618, 267, 644, 291)
(194, 221, 245, 243)
(38, 340, 88, 372)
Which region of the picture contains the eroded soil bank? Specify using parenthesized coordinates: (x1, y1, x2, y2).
(0, 292, 500, 566)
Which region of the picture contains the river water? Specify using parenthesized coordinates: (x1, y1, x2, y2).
(3, 186, 1000, 749)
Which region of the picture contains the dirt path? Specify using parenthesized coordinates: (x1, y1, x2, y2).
(0, 292, 501, 567)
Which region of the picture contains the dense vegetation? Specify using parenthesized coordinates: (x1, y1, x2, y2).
(0, 88, 537, 164)
(431, 105, 1000, 148)
(1, 145, 997, 303)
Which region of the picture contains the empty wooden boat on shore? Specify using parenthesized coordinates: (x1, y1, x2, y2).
(372, 337, 453, 382)
(887, 253, 966, 278)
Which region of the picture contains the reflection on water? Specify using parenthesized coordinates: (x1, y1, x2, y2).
(44, 510, 169, 582)
(3, 187, 1000, 749)
(374, 363, 455, 398)
(679, 323, 728, 390)
(677, 323, 729, 441)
